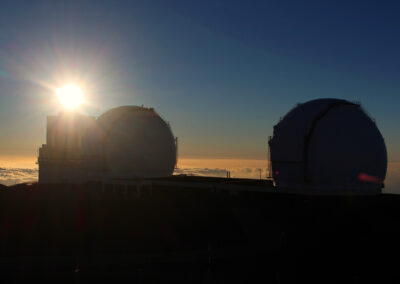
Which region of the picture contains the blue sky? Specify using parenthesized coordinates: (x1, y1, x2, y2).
(0, 0, 399, 161)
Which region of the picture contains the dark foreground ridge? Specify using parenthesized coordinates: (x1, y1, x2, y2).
(0, 177, 399, 283)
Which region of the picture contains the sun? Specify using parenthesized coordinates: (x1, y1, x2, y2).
(55, 84, 84, 110)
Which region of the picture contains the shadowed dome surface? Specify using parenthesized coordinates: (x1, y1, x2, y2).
(269, 98, 387, 193)
(83, 106, 176, 179)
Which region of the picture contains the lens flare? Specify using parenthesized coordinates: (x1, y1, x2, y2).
(358, 173, 383, 184)
(55, 84, 84, 110)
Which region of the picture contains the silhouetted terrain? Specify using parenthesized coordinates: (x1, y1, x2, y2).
(0, 179, 399, 283)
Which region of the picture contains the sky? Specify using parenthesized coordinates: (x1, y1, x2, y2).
(0, 1, 399, 176)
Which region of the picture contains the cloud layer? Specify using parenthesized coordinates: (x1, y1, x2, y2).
(174, 167, 265, 179)
(0, 167, 38, 186)
(0, 161, 398, 194)
(385, 162, 400, 194)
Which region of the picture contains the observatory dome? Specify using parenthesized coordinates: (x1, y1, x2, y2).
(269, 98, 387, 193)
(83, 106, 176, 180)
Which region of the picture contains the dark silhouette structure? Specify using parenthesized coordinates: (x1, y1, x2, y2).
(269, 99, 387, 193)
(38, 106, 176, 184)
(0, 179, 399, 283)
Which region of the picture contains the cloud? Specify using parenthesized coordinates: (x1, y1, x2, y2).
(174, 167, 267, 179)
(385, 162, 400, 194)
(0, 167, 38, 186)
(174, 167, 228, 177)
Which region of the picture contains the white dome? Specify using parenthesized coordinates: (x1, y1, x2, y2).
(269, 98, 387, 193)
(83, 106, 176, 180)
